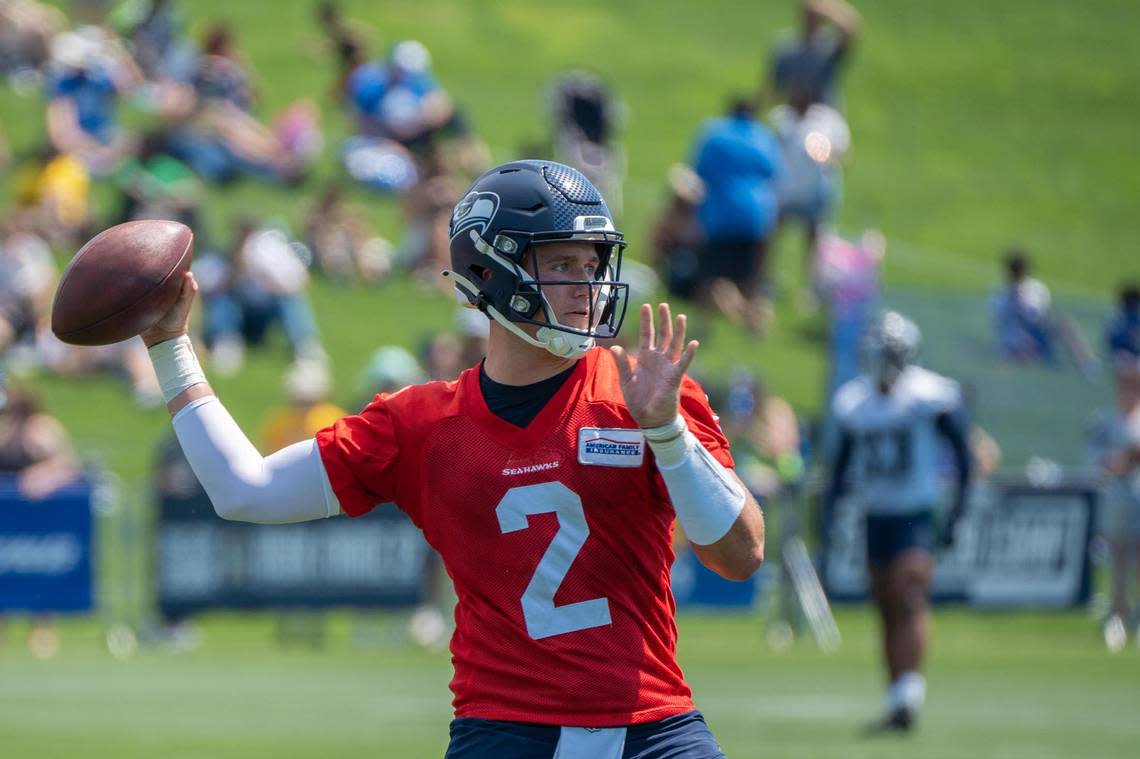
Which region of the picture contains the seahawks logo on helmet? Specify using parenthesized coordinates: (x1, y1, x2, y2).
(451, 191, 500, 237)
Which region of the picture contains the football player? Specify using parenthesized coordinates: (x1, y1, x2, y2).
(139, 160, 765, 758)
(824, 311, 972, 733)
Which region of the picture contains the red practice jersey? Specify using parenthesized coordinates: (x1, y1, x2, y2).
(316, 348, 735, 726)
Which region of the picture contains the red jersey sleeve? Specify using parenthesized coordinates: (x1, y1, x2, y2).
(315, 395, 401, 518)
(678, 375, 735, 469)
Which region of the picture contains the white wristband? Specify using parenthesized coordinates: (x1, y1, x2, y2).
(641, 414, 693, 468)
(148, 335, 207, 404)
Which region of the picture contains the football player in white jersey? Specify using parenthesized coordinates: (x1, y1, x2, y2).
(1087, 360, 1140, 652)
(825, 311, 972, 732)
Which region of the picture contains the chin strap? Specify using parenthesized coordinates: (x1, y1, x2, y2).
(443, 269, 595, 359)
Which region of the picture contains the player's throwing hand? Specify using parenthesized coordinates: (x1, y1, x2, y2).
(140, 272, 198, 348)
(610, 303, 699, 429)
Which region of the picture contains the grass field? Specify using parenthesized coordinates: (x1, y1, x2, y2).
(2, 1, 1139, 756)
(2, 609, 1138, 758)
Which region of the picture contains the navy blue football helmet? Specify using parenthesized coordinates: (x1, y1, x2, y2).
(444, 160, 628, 358)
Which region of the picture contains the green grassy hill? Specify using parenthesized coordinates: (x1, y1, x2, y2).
(2, 0, 1134, 479)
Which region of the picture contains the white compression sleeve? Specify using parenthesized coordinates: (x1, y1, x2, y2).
(171, 396, 340, 523)
(643, 414, 746, 545)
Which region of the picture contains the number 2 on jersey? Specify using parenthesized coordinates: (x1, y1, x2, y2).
(495, 482, 612, 640)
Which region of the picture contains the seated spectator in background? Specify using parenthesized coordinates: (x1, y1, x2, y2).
(347, 40, 449, 148)
(990, 250, 1055, 362)
(399, 147, 462, 290)
(112, 130, 202, 227)
(0, 383, 80, 501)
(1, 0, 61, 104)
(354, 345, 427, 411)
(769, 0, 861, 109)
(418, 309, 490, 383)
(44, 26, 140, 175)
(690, 96, 783, 333)
(342, 40, 486, 193)
(37, 334, 163, 408)
(719, 371, 804, 501)
(196, 220, 326, 375)
(114, 0, 197, 83)
(650, 164, 706, 301)
(1106, 282, 1140, 367)
(304, 184, 392, 284)
(13, 144, 92, 246)
(0, 379, 80, 659)
(1087, 361, 1140, 652)
(991, 249, 1101, 377)
(260, 360, 346, 453)
(0, 215, 56, 359)
(0, 0, 65, 85)
(546, 69, 626, 215)
(770, 89, 850, 288)
(164, 23, 318, 184)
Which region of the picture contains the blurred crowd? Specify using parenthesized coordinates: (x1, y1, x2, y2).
(1, 0, 1137, 656)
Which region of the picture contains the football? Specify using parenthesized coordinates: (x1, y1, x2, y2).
(51, 220, 194, 346)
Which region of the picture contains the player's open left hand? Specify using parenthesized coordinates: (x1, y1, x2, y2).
(140, 272, 198, 348)
(610, 303, 699, 429)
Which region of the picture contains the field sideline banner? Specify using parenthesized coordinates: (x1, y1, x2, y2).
(157, 493, 431, 614)
(821, 480, 1096, 608)
(0, 477, 94, 614)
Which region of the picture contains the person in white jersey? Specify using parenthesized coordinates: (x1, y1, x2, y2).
(825, 311, 972, 733)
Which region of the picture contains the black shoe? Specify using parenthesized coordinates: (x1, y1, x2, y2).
(863, 707, 914, 736)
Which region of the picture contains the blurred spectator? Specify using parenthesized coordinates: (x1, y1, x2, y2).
(304, 184, 393, 284)
(813, 229, 885, 399)
(400, 148, 462, 290)
(0, 0, 65, 86)
(690, 96, 783, 333)
(770, 92, 849, 285)
(1087, 362, 1140, 652)
(44, 25, 140, 174)
(991, 249, 1100, 377)
(720, 371, 804, 501)
(112, 130, 202, 226)
(0, 215, 55, 358)
(342, 39, 487, 193)
(37, 334, 163, 408)
(546, 69, 626, 215)
(314, 0, 371, 102)
(113, 0, 196, 82)
(769, 0, 861, 109)
(197, 221, 326, 376)
(1106, 281, 1140, 368)
(650, 164, 706, 300)
(260, 360, 346, 452)
(354, 345, 426, 410)
(12, 144, 92, 245)
(346, 40, 449, 147)
(0, 382, 79, 501)
(418, 309, 491, 384)
(990, 250, 1054, 362)
(164, 23, 318, 184)
(0, 380, 80, 659)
